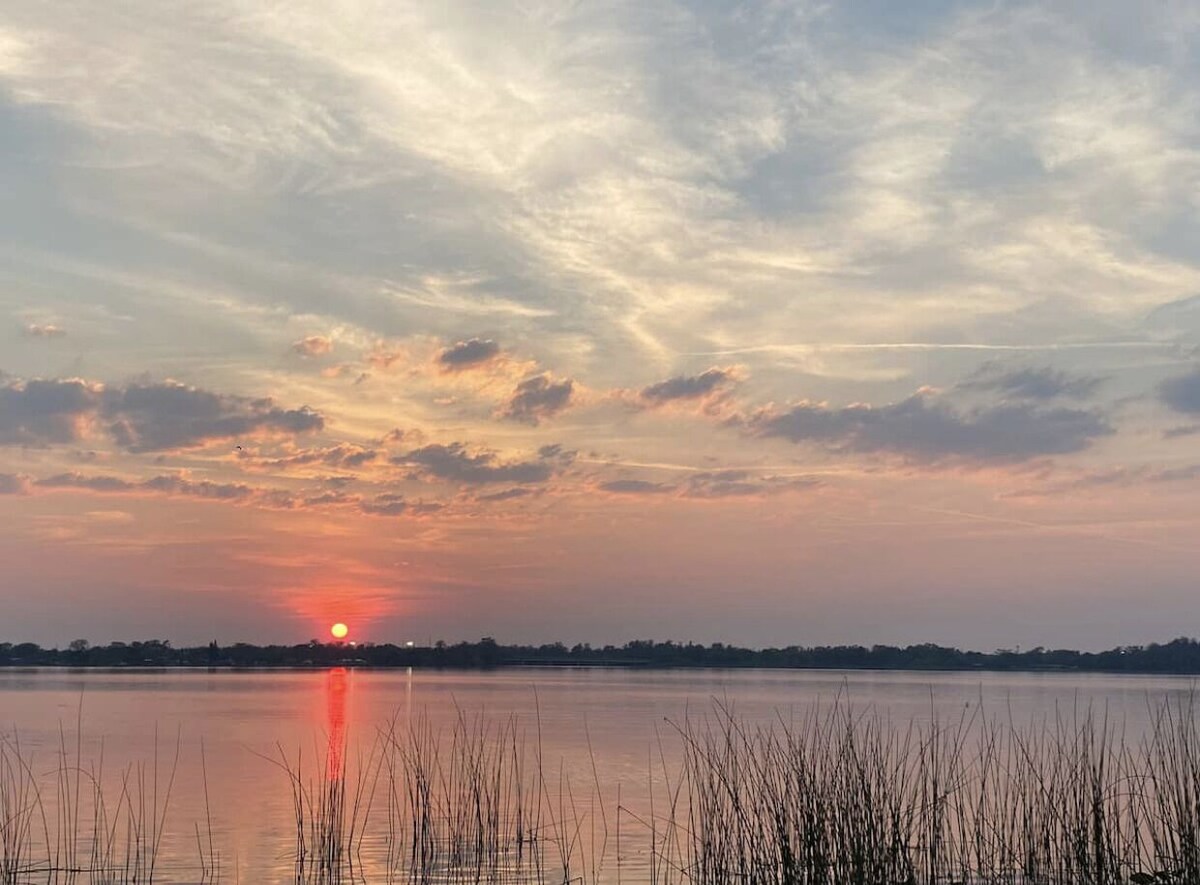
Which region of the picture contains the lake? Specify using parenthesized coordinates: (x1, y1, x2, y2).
(1, 667, 1198, 883)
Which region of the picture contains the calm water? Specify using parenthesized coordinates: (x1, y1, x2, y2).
(1, 666, 1197, 883)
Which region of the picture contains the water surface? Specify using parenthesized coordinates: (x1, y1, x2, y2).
(1, 667, 1195, 882)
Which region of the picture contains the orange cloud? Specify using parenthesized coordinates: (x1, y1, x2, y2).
(292, 335, 334, 357)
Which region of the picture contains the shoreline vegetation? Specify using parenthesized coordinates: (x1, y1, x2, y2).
(5, 636, 1200, 674)
(6, 697, 1200, 883)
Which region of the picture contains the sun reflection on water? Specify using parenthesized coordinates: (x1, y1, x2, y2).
(325, 666, 347, 781)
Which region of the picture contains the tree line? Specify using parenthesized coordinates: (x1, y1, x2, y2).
(4, 636, 1200, 672)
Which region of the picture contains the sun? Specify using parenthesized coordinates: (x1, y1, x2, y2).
(330, 622, 349, 640)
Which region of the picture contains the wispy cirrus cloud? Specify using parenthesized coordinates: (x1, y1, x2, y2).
(3, 0, 1200, 646)
(1, 0, 1197, 378)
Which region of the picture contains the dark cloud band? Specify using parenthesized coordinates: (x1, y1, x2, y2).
(0, 376, 324, 452)
(749, 393, 1111, 462)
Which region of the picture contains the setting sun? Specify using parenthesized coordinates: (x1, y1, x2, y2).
(330, 622, 348, 640)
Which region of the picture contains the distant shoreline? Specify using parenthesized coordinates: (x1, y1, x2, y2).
(5, 636, 1200, 675)
(1, 663, 1199, 677)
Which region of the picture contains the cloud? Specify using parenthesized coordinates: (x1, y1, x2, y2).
(22, 323, 66, 339)
(380, 428, 418, 445)
(408, 501, 445, 515)
(748, 393, 1112, 463)
(359, 492, 408, 517)
(37, 472, 136, 493)
(683, 470, 822, 499)
(355, 492, 443, 518)
(0, 378, 101, 445)
(292, 335, 333, 357)
(36, 471, 256, 501)
(140, 474, 256, 500)
(499, 374, 574, 424)
(0, 376, 325, 452)
(537, 443, 577, 464)
(1160, 369, 1200, 415)
(597, 470, 822, 499)
(364, 344, 411, 371)
(393, 443, 554, 484)
(960, 365, 1103, 400)
(436, 338, 501, 371)
(2, 0, 1197, 402)
(598, 479, 674, 495)
(0, 473, 30, 495)
(243, 444, 377, 471)
(476, 487, 534, 502)
(1164, 425, 1200, 439)
(640, 367, 741, 406)
(682, 470, 755, 498)
(102, 381, 324, 451)
(320, 363, 361, 380)
(300, 490, 356, 506)
(26, 470, 445, 519)
(1004, 463, 1200, 498)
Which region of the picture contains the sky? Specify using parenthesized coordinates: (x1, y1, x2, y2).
(1, 0, 1199, 650)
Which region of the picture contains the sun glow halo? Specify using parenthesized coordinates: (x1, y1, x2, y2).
(330, 622, 349, 640)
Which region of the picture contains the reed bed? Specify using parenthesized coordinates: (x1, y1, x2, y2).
(277, 707, 606, 885)
(0, 719, 213, 885)
(665, 697, 1200, 885)
(11, 695, 1200, 883)
(273, 694, 1200, 885)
